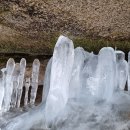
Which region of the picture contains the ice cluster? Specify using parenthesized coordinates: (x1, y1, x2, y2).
(1, 35, 130, 130)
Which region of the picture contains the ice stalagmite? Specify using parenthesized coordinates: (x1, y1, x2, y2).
(42, 58, 52, 103)
(116, 51, 128, 90)
(24, 78, 30, 107)
(69, 47, 86, 98)
(17, 58, 26, 108)
(128, 52, 130, 91)
(45, 35, 74, 123)
(11, 63, 20, 108)
(30, 59, 40, 106)
(95, 47, 116, 101)
(115, 50, 125, 61)
(81, 53, 98, 95)
(0, 71, 4, 111)
(3, 58, 15, 112)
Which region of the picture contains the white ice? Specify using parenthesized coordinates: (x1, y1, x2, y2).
(0, 71, 4, 111)
(1, 36, 130, 130)
(116, 51, 128, 90)
(45, 35, 74, 123)
(2, 58, 15, 112)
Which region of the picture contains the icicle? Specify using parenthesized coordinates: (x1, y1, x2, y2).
(17, 58, 26, 108)
(45, 35, 74, 123)
(3, 58, 15, 112)
(116, 51, 128, 90)
(69, 47, 86, 98)
(95, 47, 117, 101)
(128, 52, 130, 91)
(42, 58, 52, 103)
(30, 59, 40, 106)
(24, 78, 31, 107)
(11, 63, 20, 109)
(0, 70, 4, 112)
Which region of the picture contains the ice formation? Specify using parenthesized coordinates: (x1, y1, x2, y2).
(24, 78, 31, 107)
(30, 59, 40, 106)
(3, 58, 15, 112)
(17, 58, 26, 108)
(45, 35, 74, 123)
(0, 71, 4, 111)
(11, 63, 20, 108)
(1, 35, 130, 130)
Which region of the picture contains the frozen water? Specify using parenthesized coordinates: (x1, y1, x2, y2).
(42, 58, 52, 103)
(1, 35, 130, 130)
(45, 35, 74, 123)
(115, 50, 125, 61)
(3, 58, 15, 112)
(69, 47, 86, 98)
(81, 53, 98, 95)
(24, 78, 31, 107)
(95, 47, 117, 101)
(17, 58, 26, 108)
(0, 71, 4, 112)
(128, 52, 130, 91)
(30, 59, 40, 106)
(116, 51, 128, 90)
(11, 63, 20, 109)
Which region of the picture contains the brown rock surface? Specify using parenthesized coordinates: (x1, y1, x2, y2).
(0, 0, 130, 54)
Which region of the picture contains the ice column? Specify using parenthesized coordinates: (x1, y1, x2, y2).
(95, 47, 116, 101)
(84, 54, 98, 95)
(24, 78, 30, 107)
(0, 70, 4, 111)
(128, 52, 130, 91)
(17, 58, 26, 108)
(45, 35, 74, 122)
(42, 58, 52, 103)
(3, 58, 15, 112)
(30, 59, 40, 106)
(116, 51, 128, 90)
(11, 63, 20, 108)
(69, 47, 86, 98)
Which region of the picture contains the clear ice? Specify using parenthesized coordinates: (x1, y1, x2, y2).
(3, 58, 15, 112)
(11, 63, 20, 108)
(30, 59, 40, 106)
(45, 35, 74, 123)
(116, 51, 128, 90)
(17, 58, 26, 108)
(0, 71, 4, 111)
(1, 35, 130, 130)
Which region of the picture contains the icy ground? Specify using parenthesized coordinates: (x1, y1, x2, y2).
(50, 91, 130, 130)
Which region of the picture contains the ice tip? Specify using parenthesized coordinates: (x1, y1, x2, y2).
(6, 58, 15, 67)
(55, 35, 73, 47)
(33, 59, 40, 64)
(99, 47, 115, 54)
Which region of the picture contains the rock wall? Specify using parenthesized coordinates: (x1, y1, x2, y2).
(0, 0, 130, 54)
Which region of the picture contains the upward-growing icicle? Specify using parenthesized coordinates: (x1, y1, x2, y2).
(11, 63, 20, 109)
(42, 58, 52, 103)
(0, 70, 4, 111)
(30, 59, 40, 106)
(3, 58, 15, 112)
(24, 77, 30, 107)
(69, 47, 86, 99)
(17, 58, 26, 108)
(128, 52, 130, 91)
(81, 52, 98, 95)
(95, 47, 116, 101)
(45, 35, 74, 123)
(115, 51, 128, 90)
